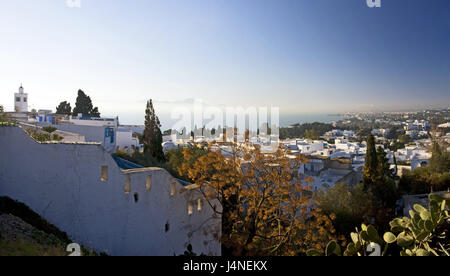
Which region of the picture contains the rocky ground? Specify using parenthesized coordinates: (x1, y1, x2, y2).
(0, 213, 68, 256)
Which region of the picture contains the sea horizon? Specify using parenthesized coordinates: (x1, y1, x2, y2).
(111, 111, 343, 130)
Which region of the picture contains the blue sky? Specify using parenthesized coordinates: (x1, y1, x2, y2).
(0, 0, 449, 126)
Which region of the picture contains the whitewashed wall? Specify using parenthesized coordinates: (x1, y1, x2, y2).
(52, 124, 116, 152)
(0, 126, 221, 256)
(116, 130, 139, 151)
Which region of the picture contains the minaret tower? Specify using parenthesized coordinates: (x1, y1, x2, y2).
(14, 84, 28, 113)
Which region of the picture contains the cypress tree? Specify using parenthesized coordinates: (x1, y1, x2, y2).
(363, 134, 378, 187)
(393, 153, 398, 177)
(72, 89, 101, 117)
(56, 101, 72, 115)
(429, 141, 450, 173)
(376, 146, 392, 182)
(142, 99, 165, 162)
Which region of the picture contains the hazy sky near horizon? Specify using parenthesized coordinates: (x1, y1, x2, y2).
(0, 0, 449, 125)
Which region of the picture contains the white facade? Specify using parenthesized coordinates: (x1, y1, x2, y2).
(371, 129, 390, 137)
(63, 115, 118, 127)
(51, 124, 117, 153)
(324, 130, 355, 139)
(116, 130, 140, 151)
(14, 85, 28, 113)
(162, 141, 178, 153)
(296, 140, 324, 154)
(0, 126, 221, 256)
(394, 146, 431, 171)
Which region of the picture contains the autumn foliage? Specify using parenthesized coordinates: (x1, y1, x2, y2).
(178, 143, 338, 256)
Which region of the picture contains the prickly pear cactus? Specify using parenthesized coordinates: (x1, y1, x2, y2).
(307, 194, 449, 256)
(384, 194, 449, 256)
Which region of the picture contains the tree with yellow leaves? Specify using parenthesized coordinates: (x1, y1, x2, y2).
(178, 143, 338, 256)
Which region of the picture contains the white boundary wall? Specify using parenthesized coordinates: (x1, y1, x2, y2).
(0, 126, 221, 256)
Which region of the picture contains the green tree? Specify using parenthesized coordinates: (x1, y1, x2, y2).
(429, 142, 450, 173)
(0, 105, 11, 122)
(55, 101, 72, 115)
(90, 107, 100, 117)
(142, 99, 165, 162)
(114, 148, 164, 168)
(400, 167, 450, 194)
(375, 146, 393, 183)
(393, 154, 398, 178)
(72, 90, 101, 117)
(398, 134, 412, 145)
(315, 183, 372, 236)
(363, 134, 378, 186)
(363, 138, 399, 230)
(42, 126, 57, 133)
(373, 147, 398, 209)
(305, 129, 320, 140)
(165, 146, 209, 181)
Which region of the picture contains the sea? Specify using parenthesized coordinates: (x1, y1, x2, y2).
(113, 111, 344, 130)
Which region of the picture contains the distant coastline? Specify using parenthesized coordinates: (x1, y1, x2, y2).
(279, 113, 344, 128)
(114, 111, 344, 130)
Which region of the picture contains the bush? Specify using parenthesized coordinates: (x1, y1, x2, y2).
(400, 167, 450, 194)
(0, 240, 68, 256)
(52, 134, 63, 141)
(165, 146, 209, 181)
(314, 183, 373, 236)
(42, 126, 57, 133)
(25, 128, 64, 142)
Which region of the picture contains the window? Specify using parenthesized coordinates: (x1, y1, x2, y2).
(16, 97, 20, 102)
(146, 175, 152, 191)
(101, 166, 108, 182)
(23, 98, 27, 103)
(134, 193, 139, 203)
(165, 222, 170, 233)
(170, 182, 176, 197)
(104, 128, 115, 144)
(188, 201, 194, 215)
(125, 177, 131, 194)
(197, 199, 203, 212)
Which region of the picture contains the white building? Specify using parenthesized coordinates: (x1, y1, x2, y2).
(394, 146, 432, 171)
(335, 140, 361, 155)
(14, 85, 28, 113)
(438, 123, 450, 128)
(323, 130, 355, 139)
(116, 129, 140, 152)
(371, 129, 390, 137)
(66, 115, 118, 127)
(296, 140, 324, 154)
(44, 115, 120, 152)
(299, 158, 362, 191)
(162, 141, 178, 153)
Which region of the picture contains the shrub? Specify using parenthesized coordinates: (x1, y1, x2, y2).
(52, 134, 63, 141)
(42, 126, 57, 133)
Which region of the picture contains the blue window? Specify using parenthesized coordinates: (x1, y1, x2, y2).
(105, 128, 115, 144)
